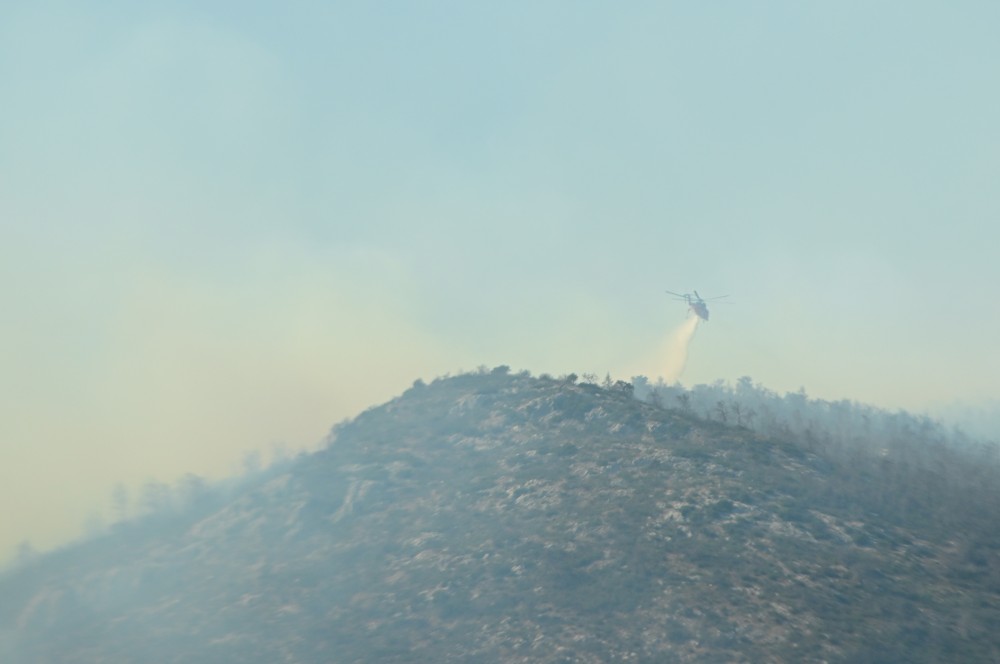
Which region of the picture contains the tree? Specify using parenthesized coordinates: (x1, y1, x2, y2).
(85, 513, 106, 538)
(112, 482, 129, 522)
(614, 380, 634, 397)
(269, 441, 292, 466)
(178, 473, 209, 510)
(242, 449, 262, 476)
(647, 388, 664, 408)
(732, 402, 751, 427)
(631, 375, 651, 401)
(715, 401, 729, 424)
(16, 540, 36, 566)
(140, 480, 171, 516)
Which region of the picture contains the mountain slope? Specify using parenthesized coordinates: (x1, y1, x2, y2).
(3, 370, 1000, 663)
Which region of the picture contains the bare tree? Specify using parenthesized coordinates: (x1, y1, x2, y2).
(715, 401, 729, 424)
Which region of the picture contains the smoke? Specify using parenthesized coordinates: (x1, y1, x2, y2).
(619, 314, 701, 383)
(662, 315, 700, 382)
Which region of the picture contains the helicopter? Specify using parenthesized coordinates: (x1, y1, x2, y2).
(665, 290, 729, 321)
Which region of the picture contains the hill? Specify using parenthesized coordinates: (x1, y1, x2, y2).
(3, 369, 1000, 662)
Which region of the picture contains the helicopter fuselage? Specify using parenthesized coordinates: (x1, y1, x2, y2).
(665, 289, 725, 321)
(689, 301, 709, 321)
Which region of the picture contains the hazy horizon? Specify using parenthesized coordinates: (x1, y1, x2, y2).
(3, 2, 999, 562)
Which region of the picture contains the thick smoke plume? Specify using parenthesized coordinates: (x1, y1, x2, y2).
(662, 315, 700, 381)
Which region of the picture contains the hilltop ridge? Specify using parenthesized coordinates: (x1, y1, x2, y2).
(3, 369, 1000, 663)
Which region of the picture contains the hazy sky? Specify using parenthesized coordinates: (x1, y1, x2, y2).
(3, 2, 999, 559)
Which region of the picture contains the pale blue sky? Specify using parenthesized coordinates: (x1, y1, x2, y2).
(3, 2, 999, 557)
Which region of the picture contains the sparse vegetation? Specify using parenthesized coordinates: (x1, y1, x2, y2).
(2, 369, 999, 663)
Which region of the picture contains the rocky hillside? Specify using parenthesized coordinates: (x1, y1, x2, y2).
(3, 369, 1000, 663)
